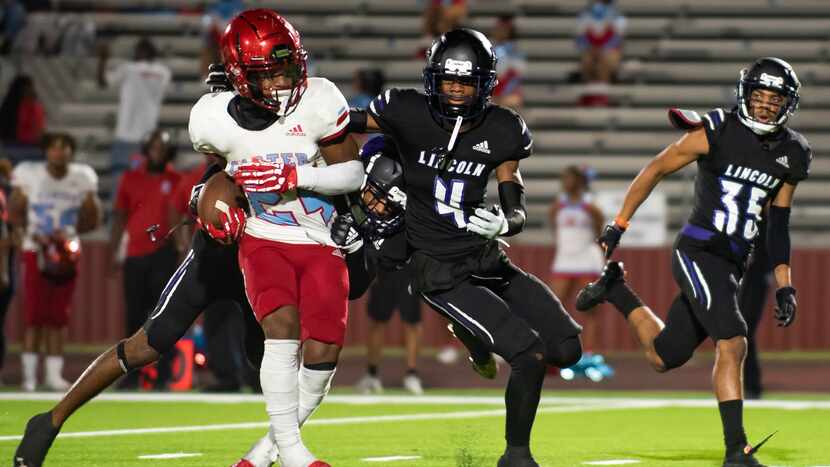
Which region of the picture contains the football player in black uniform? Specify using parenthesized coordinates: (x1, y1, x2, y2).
(576, 57, 810, 467)
(349, 29, 583, 467)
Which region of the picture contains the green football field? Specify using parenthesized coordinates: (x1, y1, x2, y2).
(1, 390, 829, 467)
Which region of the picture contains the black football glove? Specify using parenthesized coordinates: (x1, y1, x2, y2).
(205, 63, 231, 93)
(773, 286, 797, 327)
(598, 222, 626, 259)
(331, 213, 363, 254)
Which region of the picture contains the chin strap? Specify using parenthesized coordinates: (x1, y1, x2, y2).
(447, 116, 464, 152)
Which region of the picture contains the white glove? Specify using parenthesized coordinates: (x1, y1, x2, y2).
(466, 207, 508, 240)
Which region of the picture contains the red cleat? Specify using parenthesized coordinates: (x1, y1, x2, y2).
(309, 462, 331, 467)
(230, 460, 255, 467)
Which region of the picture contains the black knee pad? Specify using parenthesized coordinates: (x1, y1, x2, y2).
(546, 335, 582, 368)
(653, 332, 695, 371)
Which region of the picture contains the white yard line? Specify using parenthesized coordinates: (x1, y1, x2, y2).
(137, 452, 202, 460)
(0, 403, 632, 442)
(2, 392, 829, 409)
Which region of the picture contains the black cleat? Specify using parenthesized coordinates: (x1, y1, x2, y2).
(13, 411, 59, 467)
(497, 446, 539, 467)
(575, 261, 625, 311)
(723, 432, 776, 467)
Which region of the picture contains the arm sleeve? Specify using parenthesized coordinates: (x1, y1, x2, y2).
(767, 206, 791, 267)
(512, 114, 533, 161)
(499, 181, 527, 237)
(296, 160, 365, 195)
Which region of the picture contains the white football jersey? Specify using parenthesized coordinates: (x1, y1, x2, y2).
(12, 162, 99, 251)
(189, 77, 350, 245)
(551, 193, 604, 274)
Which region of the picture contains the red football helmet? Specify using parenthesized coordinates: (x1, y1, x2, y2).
(220, 9, 308, 115)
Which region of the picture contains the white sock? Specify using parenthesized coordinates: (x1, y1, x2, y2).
(22, 352, 38, 386)
(260, 339, 313, 467)
(298, 365, 336, 425)
(45, 355, 64, 382)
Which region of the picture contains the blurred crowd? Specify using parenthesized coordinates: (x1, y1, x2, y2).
(0, 0, 634, 393)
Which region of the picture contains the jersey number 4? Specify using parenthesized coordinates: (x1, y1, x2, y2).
(714, 179, 766, 241)
(434, 177, 466, 228)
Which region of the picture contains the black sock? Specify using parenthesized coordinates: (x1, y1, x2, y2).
(606, 281, 644, 318)
(504, 344, 546, 447)
(406, 368, 418, 376)
(367, 365, 378, 377)
(718, 400, 748, 451)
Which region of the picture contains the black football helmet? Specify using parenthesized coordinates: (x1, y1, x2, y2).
(736, 57, 800, 135)
(353, 137, 406, 241)
(423, 28, 498, 121)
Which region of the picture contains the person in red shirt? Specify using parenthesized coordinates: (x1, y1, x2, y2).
(0, 75, 45, 147)
(109, 128, 181, 390)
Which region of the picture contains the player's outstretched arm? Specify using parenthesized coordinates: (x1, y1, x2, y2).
(617, 128, 708, 223)
(600, 128, 709, 257)
(768, 182, 798, 327)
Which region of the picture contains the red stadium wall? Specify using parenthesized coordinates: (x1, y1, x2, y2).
(4, 242, 830, 351)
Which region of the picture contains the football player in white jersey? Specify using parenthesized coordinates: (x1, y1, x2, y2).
(188, 10, 363, 467)
(9, 133, 100, 392)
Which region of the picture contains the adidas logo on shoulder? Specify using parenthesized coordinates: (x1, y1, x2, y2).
(472, 140, 491, 154)
(776, 155, 789, 168)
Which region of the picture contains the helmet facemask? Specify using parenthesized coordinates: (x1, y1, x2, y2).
(736, 63, 800, 135)
(353, 179, 407, 241)
(236, 44, 307, 116)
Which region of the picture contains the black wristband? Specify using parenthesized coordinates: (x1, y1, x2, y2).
(348, 109, 368, 134)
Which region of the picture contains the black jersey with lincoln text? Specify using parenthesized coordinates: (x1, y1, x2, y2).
(368, 88, 532, 260)
(688, 108, 811, 247)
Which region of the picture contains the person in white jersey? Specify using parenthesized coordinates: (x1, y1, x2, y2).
(98, 38, 172, 175)
(548, 166, 604, 348)
(188, 10, 363, 467)
(9, 133, 100, 392)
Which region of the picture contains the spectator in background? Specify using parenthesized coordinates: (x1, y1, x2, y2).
(419, 0, 468, 56)
(168, 155, 258, 393)
(491, 15, 526, 110)
(0, 157, 14, 384)
(0, 75, 46, 151)
(200, 0, 245, 76)
(0, 0, 26, 54)
(575, 0, 625, 106)
(98, 38, 171, 176)
(348, 68, 385, 109)
(356, 265, 424, 395)
(548, 166, 604, 349)
(109, 129, 180, 390)
(9, 133, 100, 392)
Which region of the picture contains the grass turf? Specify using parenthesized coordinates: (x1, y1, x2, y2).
(1, 391, 828, 467)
